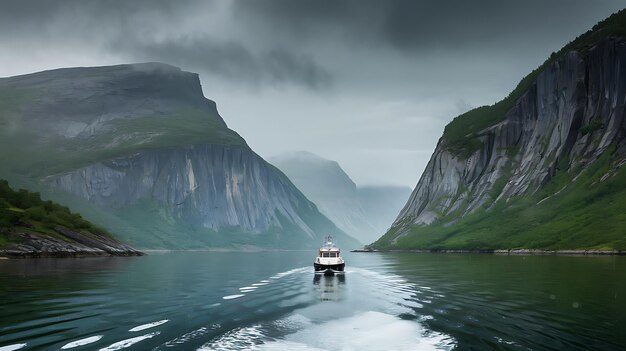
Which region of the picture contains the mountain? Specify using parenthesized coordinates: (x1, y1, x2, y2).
(356, 185, 413, 235)
(373, 10, 626, 251)
(0, 180, 141, 257)
(270, 151, 411, 243)
(0, 63, 358, 250)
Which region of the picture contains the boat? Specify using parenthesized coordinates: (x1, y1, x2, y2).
(313, 236, 345, 274)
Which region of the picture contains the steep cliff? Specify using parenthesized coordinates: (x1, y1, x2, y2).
(270, 151, 411, 243)
(375, 11, 626, 250)
(0, 63, 357, 249)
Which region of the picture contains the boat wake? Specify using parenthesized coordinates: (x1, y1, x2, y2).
(0, 265, 456, 351)
(198, 310, 452, 351)
(194, 266, 456, 351)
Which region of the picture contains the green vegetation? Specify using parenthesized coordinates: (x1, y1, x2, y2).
(488, 161, 513, 200)
(110, 186, 360, 250)
(0, 179, 110, 248)
(374, 11, 626, 251)
(580, 119, 604, 136)
(442, 9, 626, 158)
(373, 148, 626, 250)
(0, 107, 247, 177)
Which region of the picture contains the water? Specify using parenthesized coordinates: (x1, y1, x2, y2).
(0, 252, 624, 350)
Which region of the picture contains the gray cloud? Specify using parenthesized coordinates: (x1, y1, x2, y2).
(115, 36, 331, 89)
(234, 0, 625, 52)
(0, 0, 331, 89)
(0, 0, 624, 186)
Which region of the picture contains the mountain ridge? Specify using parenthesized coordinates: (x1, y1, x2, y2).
(0, 63, 358, 250)
(270, 151, 411, 244)
(373, 10, 626, 250)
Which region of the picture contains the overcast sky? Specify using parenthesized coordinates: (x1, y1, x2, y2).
(0, 1, 624, 187)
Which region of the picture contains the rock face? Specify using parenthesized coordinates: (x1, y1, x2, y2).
(50, 146, 321, 236)
(270, 151, 411, 243)
(0, 63, 357, 249)
(380, 13, 626, 249)
(396, 38, 626, 227)
(0, 228, 142, 258)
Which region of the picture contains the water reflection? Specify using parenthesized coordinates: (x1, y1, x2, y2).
(313, 274, 346, 301)
(374, 252, 626, 350)
(1, 252, 624, 350)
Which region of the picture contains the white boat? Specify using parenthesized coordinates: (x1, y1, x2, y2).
(313, 236, 345, 274)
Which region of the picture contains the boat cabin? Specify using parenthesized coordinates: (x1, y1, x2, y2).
(319, 250, 340, 258)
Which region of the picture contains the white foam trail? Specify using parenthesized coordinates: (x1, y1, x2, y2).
(0, 344, 27, 351)
(222, 294, 244, 300)
(261, 311, 454, 351)
(270, 267, 308, 280)
(61, 335, 103, 349)
(200, 311, 454, 351)
(163, 327, 209, 347)
(259, 341, 326, 351)
(239, 286, 257, 291)
(129, 319, 169, 332)
(223, 267, 306, 304)
(98, 332, 160, 351)
(197, 326, 264, 350)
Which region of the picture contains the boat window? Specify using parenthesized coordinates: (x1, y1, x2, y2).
(322, 252, 330, 257)
(329, 252, 337, 257)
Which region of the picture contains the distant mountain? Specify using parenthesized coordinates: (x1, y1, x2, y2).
(373, 10, 626, 251)
(0, 180, 141, 257)
(356, 185, 413, 233)
(270, 151, 411, 244)
(0, 63, 358, 250)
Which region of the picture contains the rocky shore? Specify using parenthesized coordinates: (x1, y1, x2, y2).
(352, 248, 626, 256)
(0, 227, 143, 258)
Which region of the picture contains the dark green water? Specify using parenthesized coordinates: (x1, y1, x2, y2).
(0, 252, 624, 350)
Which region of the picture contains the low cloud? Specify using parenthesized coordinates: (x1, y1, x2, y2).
(117, 36, 331, 89)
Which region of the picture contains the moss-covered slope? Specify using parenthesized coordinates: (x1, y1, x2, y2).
(373, 10, 626, 251)
(0, 180, 141, 257)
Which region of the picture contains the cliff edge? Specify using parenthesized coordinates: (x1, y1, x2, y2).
(374, 10, 626, 250)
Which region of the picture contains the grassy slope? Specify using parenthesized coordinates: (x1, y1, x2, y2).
(372, 10, 626, 250)
(374, 150, 626, 250)
(0, 103, 246, 177)
(113, 198, 360, 250)
(0, 179, 115, 249)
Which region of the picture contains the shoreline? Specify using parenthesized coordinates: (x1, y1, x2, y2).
(0, 250, 144, 259)
(352, 248, 626, 256)
(0, 231, 144, 259)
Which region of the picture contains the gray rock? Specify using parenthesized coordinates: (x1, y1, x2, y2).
(48, 145, 320, 236)
(0, 63, 358, 249)
(391, 37, 626, 240)
(0, 229, 142, 258)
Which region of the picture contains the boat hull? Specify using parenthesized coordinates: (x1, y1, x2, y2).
(314, 262, 345, 274)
